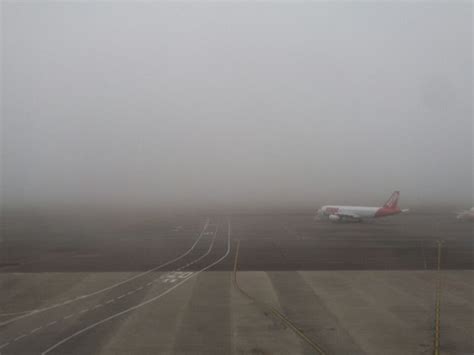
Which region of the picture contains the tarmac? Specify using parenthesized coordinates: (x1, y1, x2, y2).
(0, 211, 472, 354)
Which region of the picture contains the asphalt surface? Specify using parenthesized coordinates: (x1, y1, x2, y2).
(0, 211, 472, 354)
(0, 211, 472, 272)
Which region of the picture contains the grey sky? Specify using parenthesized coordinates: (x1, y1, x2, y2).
(1, 1, 472, 210)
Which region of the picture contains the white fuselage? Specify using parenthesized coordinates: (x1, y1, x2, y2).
(319, 206, 379, 219)
(457, 208, 474, 221)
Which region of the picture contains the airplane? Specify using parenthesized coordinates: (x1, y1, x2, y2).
(455, 208, 474, 221)
(316, 191, 409, 223)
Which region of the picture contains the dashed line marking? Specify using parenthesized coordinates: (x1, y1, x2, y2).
(117, 295, 126, 300)
(40, 218, 230, 355)
(0, 218, 212, 329)
(14, 334, 27, 342)
(1, 222, 218, 353)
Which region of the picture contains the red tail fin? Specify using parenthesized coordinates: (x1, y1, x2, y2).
(383, 191, 400, 209)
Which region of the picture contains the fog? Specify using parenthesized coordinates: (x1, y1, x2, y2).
(1, 2, 472, 212)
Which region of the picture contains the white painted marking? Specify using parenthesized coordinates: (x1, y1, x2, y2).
(41, 218, 231, 355)
(31, 327, 43, 334)
(117, 295, 126, 300)
(14, 334, 27, 342)
(127, 290, 135, 296)
(105, 299, 114, 304)
(151, 225, 219, 287)
(0, 342, 10, 349)
(0, 218, 211, 327)
(92, 304, 103, 309)
(146, 282, 153, 286)
(179, 272, 193, 278)
(46, 321, 57, 327)
(137, 286, 143, 291)
(0, 310, 31, 316)
(63, 314, 74, 320)
(79, 309, 88, 314)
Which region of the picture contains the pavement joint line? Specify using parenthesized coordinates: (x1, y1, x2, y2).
(14, 334, 27, 342)
(232, 239, 327, 355)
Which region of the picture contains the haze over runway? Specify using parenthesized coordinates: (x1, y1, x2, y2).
(1, 2, 472, 355)
(2, 1, 472, 211)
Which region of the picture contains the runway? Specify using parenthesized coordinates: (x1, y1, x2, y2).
(1, 211, 472, 272)
(0, 211, 472, 354)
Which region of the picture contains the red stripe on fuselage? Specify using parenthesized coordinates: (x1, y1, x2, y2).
(374, 207, 401, 218)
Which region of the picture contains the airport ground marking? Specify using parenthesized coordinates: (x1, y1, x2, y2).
(0, 311, 31, 317)
(40, 218, 232, 355)
(0, 218, 212, 328)
(13, 334, 27, 342)
(0, 220, 223, 352)
(0, 342, 9, 349)
(30, 327, 42, 334)
(232, 239, 327, 355)
(433, 240, 443, 355)
(420, 241, 428, 270)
